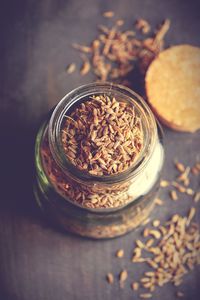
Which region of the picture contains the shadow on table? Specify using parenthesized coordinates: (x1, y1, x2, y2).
(0, 111, 43, 221)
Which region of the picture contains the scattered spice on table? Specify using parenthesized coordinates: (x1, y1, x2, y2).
(107, 210, 199, 295)
(106, 159, 200, 297)
(68, 15, 170, 82)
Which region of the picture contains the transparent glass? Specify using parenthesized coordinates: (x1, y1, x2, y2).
(34, 82, 164, 239)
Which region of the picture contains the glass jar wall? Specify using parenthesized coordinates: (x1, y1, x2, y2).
(34, 82, 164, 239)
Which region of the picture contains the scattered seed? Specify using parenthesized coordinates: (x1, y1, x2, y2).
(116, 249, 124, 258)
(176, 291, 184, 298)
(103, 11, 114, 18)
(153, 220, 160, 227)
(135, 19, 151, 34)
(170, 190, 178, 201)
(132, 282, 139, 291)
(139, 293, 152, 299)
(116, 19, 124, 26)
(186, 188, 194, 196)
(149, 247, 161, 255)
(135, 257, 149, 263)
(186, 207, 196, 226)
(106, 272, 114, 284)
(119, 270, 128, 283)
(149, 230, 161, 239)
(195, 162, 200, 170)
(143, 228, 150, 237)
(191, 166, 199, 175)
(172, 181, 186, 193)
(171, 214, 179, 223)
(160, 180, 169, 187)
(154, 198, 163, 206)
(177, 167, 190, 182)
(154, 19, 170, 43)
(136, 239, 145, 248)
(66, 63, 76, 74)
(183, 178, 190, 186)
(145, 271, 155, 277)
(80, 59, 91, 75)
(175, 162, 185, 172)
(147, 260, 158, 269)
(141, 277, 150, 283)
(72, 43, 91, 53)
(132, 247, 142, 261)
(194, 191, 200, 203)
(146, 239, 154, 248)
(142, 218, 151, 225)
(159, 226, 167, 236)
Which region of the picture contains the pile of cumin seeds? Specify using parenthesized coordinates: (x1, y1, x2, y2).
(61, 94, 143, 176)
(106, 210, 200, 298)
(41, 136, 139, 209)
(68, 15, 170, 81)
(106, 158, 200, 298)
(133, 210, 199, 291)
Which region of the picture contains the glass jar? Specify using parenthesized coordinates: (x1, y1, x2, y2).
(34, 82, 164, 239)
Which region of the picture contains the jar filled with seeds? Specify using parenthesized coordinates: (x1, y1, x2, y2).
(34, 82, 164, 238)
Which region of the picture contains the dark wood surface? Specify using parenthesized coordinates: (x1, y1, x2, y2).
(0, 1, 200, 299)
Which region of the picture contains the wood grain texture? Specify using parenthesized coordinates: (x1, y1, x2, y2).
(0, 0, 200, 299)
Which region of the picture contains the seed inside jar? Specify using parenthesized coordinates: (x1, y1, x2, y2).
(61, 94, 144, 176)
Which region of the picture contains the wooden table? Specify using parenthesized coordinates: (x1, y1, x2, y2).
(0, 0, 200, 299)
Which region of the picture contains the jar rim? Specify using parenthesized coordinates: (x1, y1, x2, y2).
(48, 82, 157, 184)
